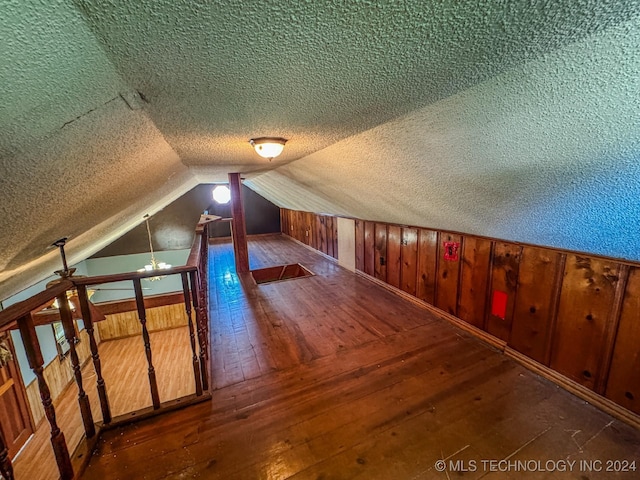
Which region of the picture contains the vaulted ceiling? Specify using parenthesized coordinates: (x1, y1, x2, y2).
(2, 0, 640, 300)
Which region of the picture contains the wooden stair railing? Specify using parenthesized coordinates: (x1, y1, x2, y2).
(0, 215, 217, 479)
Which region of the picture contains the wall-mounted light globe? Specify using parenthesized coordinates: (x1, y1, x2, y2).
(212, 185, 231, 204)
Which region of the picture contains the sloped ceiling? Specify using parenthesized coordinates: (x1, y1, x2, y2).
(1, 0, 639, 300)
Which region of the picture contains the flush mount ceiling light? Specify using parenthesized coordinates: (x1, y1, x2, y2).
(249, 137, 287, 160)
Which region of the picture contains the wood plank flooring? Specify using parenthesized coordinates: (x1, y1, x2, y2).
(80, 234, 640, 479)
(13, 326, 194, 480)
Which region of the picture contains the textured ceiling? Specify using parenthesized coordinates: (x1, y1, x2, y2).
(248, 12, 640, 258)
(2, 0, 640, 300)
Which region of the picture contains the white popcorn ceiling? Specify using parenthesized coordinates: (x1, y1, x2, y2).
(1, 0, 639, 299)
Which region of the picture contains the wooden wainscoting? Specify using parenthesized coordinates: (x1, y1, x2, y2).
(97, 302, 187, 341)
(282, 208, 640, 421)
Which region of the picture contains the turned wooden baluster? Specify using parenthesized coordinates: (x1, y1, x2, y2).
(133, 278, 161, 409)
(76, 284, 112, 425)
(0, 427, 14, 480)
(18, 313, 73, 480)
(181, 272, 203, 396)
(189, 270, 209, 391)
(200, 226, 211, 350)
(58, 293, 95, 439)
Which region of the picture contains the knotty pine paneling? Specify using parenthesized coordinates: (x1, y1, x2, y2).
(416, 229, 438, 305)
(550, 255, 622, 391)
(97, 303, 188, 341)
(318, 216, 327, 254)
(606, 266, 640, 414)
(282, 209, 292, 238)
(314, 215, 323, 252)
(302, 211, 309, 243)
(509, 247, 564, 365)
(386, 226, 402, 289)
(354, 220, 364, 271)
(281, 209, 640, 419)
(364, 222, 375, 276)
(288, 210, 298, 240)
(295, 211, 305, 242)
(374, 224, 387, 282)
(435, 233, 462, 316)
(457, 237, 492, 329)
(303, 212, 313, 245)
(486, 243, 522, 342)
(332, 216, 339, 259)
(326, 216, 335, 258)
(308, 212, 316, 247)
(400, 228, 418, 296)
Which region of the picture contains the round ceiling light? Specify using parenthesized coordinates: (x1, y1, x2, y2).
(249, 137, 287, 160)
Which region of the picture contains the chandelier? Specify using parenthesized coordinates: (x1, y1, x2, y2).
(137, 215, 171, 280)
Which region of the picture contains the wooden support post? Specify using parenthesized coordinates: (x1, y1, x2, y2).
(76, 284, 112, 425)
(58, 293, 95, 438)
(181, 272, 203, 396)
(133, 279, 161, 409)
(190, 270, 209, 391)
(229, 172, 250, 273)
(18, 313, 73, 480)
(0, 428, 14, 480)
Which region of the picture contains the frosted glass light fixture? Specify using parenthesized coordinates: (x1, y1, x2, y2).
(249, 137, 287, 160)
(212, 185, 231, 204)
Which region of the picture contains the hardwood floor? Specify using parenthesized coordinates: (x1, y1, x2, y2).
(80, 234, 640, 479)
(12, 326, 194, 480)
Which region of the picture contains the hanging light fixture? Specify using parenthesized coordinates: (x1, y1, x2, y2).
(137, 214, 171, 280)
(249, 137, 287, 160)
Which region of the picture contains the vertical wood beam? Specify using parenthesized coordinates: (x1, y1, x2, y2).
(228, 173, 250, 273)
(76, 284, 112, 424)
(18, 313, 73, 480)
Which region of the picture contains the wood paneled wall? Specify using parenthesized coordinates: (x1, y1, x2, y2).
(97, 303, 188, 341)
(281, 209, 338, 260)
(283, 209, 640, 418)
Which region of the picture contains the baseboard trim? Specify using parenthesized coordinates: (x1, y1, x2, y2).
(352, 269, 640, 430)
(505, 347, 640, 430)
